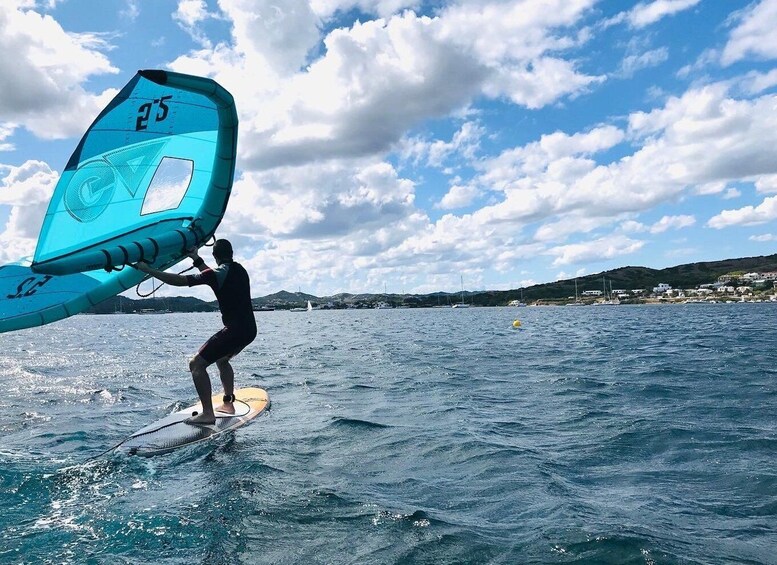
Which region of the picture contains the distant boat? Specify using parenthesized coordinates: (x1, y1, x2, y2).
(452, 275, 470, 308)
(596, 276, 620, 305)
(307, 300, 313, 311)
(568, 277, 585, 305)
(509, 288, 527, 307)
(114, 297, 126, 314)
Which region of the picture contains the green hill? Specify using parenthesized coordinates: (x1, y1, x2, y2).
(494, 253, 777, 305)
(85, 253, 777, 312)
(87, 295, 216, 314)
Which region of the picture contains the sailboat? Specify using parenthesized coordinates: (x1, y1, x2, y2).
(375, 282, 392, 308)
(452, 275, 470, 308)
(608, 279, 620, 305)
(596, 276, 619, 305)
(568, 278, 584, 305)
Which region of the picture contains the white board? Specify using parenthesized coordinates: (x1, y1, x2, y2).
(117, 387, 269, 457)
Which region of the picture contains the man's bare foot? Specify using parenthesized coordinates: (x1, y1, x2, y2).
(185, 411, 216, 426)
(215, 402, 235, 415)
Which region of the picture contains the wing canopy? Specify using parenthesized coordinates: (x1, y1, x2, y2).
(0, 70, 238, 333)
(31, 70, 237, 276)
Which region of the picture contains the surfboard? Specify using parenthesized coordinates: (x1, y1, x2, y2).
(117, 387, 269, 457)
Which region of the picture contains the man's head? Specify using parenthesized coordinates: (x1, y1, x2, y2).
(212, 239, 233, 265)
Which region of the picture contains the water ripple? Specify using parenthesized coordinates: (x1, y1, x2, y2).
(0, 305, 776, 563)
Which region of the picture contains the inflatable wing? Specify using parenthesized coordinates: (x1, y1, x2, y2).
(0, 70, 238, 333)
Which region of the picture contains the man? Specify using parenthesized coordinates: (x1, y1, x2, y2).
(135, 239, 257, 425)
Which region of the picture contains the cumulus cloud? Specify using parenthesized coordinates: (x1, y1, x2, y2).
(721, 0, 777, 66)
(170, 1, 602, 171)
(437, 183, 479, 210)
(0, 2, 119, 138)
(0, 160, 57, 207)
(546, 235, 645, 266)
(201, 157, 441, 295)
(173, 0, 217, 48)
(218, 0, 320, 73)
(478, 125, 625, 187)
(0, 123, 15, 151)
(628, 84, 777, 183)
(755, 174, 777, 193)
(626, 0, 701, 28)
(310, 0, 419, 19)
(446, 79, 777, 253)
(649, 214, 695, 233)
(749, 233, 776, 242)
(214, 68, 777, 289)
(120, 0, 140, 21)
(534, 214, 615, 242)
(205, 64, 777, 292)
(723, 188, 741, 199)
(621, 219, 648, 232)
(482, 56, 604, 109)
(0, 160, 58, 262)
(737, 69, 777, 95)
(707, 195, 777, 228)
(401, 121, 485, 169)
(221, 160, 417, 240)
(619, 47, 669, 77)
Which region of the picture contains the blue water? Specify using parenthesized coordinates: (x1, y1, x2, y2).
(1, 305, 776, 564)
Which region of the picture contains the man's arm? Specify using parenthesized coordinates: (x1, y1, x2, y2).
(187, 249, 210, 273)
(134, 262, 190, 287)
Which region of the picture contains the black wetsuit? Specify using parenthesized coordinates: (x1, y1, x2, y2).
(186, 261, 257, 363)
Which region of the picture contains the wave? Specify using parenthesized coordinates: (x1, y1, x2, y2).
(329, 417, 391, 430)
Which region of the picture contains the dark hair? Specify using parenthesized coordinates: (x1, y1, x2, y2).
(213, 239, 233, 261)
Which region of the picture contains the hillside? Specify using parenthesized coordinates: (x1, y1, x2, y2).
(489, 253, 777, 305)
(85, 252, 777, 312)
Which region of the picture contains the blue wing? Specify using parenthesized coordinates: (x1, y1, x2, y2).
(0, 70, 238, 333)
(0, 263, 145, 332)
(31, 70, 237, 276)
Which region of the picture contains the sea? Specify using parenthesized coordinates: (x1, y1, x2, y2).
(0, 304, 775, 565)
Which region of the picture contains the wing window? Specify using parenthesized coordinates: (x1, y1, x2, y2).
(141, 157, 193, 215)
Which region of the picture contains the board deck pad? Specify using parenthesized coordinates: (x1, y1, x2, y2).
(117, 387, 269, 457)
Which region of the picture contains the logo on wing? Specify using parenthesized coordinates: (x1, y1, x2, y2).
(64, 139, 169, 223)
(64, 160, 116, 223)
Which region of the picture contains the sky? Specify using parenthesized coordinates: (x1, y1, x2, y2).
(1, 0, 777, 299)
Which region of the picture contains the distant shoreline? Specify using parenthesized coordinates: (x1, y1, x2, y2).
(88, 296, 777, 315)
(86, 253, 777, 314)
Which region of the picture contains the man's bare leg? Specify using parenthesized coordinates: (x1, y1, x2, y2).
(187, 354, 216, 425)
(214, 356, 235, 414)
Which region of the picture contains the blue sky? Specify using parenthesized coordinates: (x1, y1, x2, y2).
(1, 0, 777, 298)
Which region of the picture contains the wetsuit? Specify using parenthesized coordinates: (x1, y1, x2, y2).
(186, 261, 257, 363)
